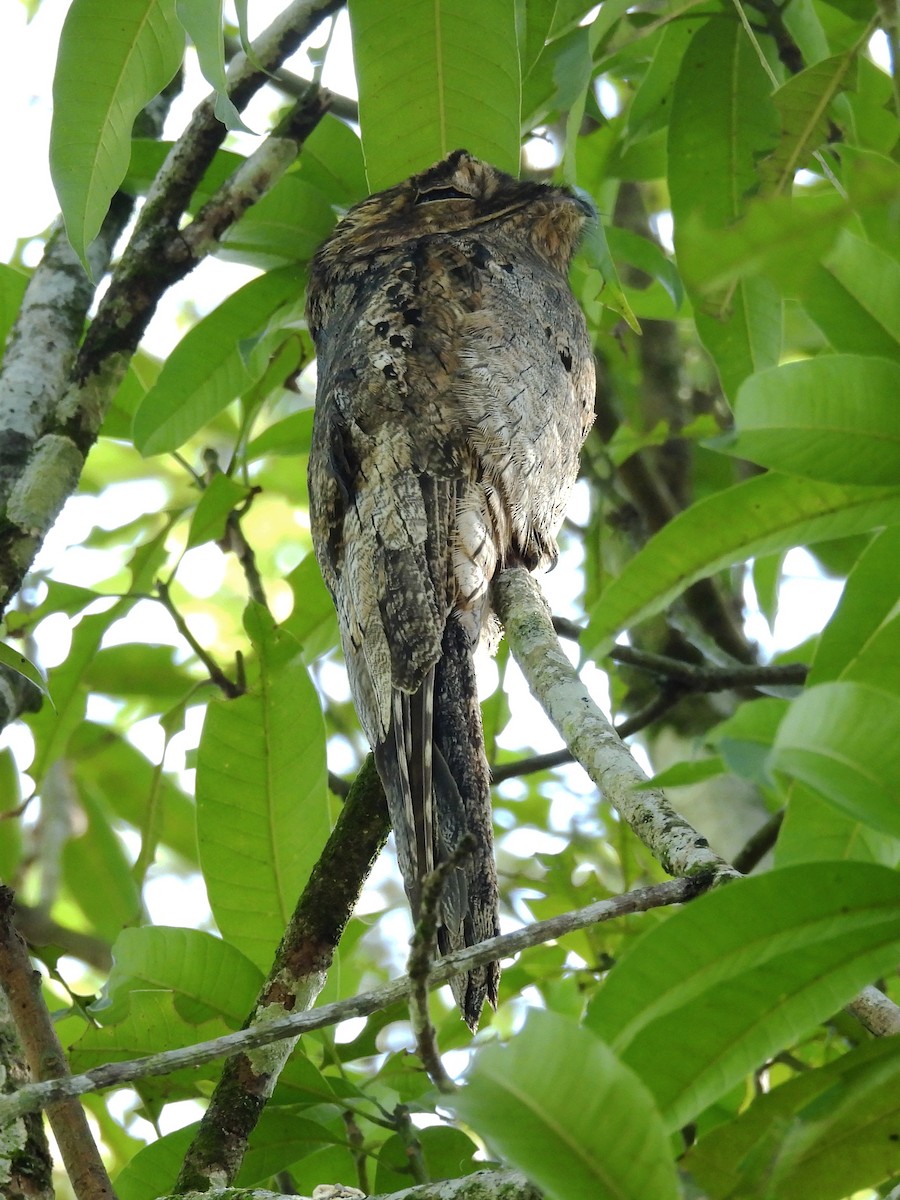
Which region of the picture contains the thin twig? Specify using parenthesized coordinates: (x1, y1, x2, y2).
(156, 579, 242, 699)
(0, 877, 704, 1125)
(609, 644, 808, 691)
(0, 888, 116, 1200)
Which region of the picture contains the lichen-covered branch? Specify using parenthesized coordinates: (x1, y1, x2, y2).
(0, 878, 699, 1127)
(174, 756, 391, 1192)
(847, 985, 900, 1037)
(492, 568, 739, 882)
(0, 888, 115, 1200)
(173, 1174, 542, 1200)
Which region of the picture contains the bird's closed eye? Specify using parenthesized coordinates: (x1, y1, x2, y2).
(414, 185, 471, 204)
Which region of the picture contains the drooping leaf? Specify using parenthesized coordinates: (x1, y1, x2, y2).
(450, 1009, 680, 1200)
(176, 0, 249, 131)
(586, 862, 900, 1130)
(186, 473, 252, 550)
(196, 605, 329, 968)
(348, 0, 521, 188)
(50, 0, 185, 263)
(584, 473, 900, 657)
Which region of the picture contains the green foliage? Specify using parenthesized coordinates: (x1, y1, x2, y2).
(2, 1, 899, 1199)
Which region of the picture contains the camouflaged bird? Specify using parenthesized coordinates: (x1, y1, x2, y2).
(306, 150, 595, 1028)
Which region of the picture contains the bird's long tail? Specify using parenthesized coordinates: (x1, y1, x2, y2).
(375, 614, 500, 1030)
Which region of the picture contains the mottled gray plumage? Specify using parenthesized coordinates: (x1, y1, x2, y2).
(306, 150, 595, 1028)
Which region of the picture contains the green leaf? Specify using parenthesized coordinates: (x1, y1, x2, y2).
(577, 218, 641, 333)
(586, 862, 900, 1130)
(760, 53, 856, 194)
(247, 410, 314, 459)
(70, 991, 227, 1072)
(0, 641, 49, 699)
(810, 525, 900, 690)
(218, 177, 335, 268)
(668, 16, 782, 395)
(775, 781, 900, 868)
(770, 681, 900, 839)
(196, 607, 330, 968)
(686, 1035, 900, 1200)
(50, 0, 184, 264)
(584, 473, 900, 657)
(606, 226, 684, 310)
(815, 229, 900, 354)
(720, 355, 900, 485)
(450, 1009, 680, 1200)
(186, 473, 251, 549)
(293, 115, 368, 206)
(0, 263, 29, 356)
(175, 0, 249, 131)
(99, 926, 263, 1026)
(348, 0, 521, 189)
(133, 267, 300, 456)
(281, 553, 340, 663)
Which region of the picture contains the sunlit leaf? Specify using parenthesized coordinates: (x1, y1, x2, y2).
(196, 605, 329, 968)
(50, 0, 184, 263)
(349, 0, 521, 188)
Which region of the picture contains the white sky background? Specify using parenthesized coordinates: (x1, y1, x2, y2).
(0, 0, 875, 1144)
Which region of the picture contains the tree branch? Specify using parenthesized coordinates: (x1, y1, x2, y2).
(0, 986, 53, 1200)
(173, 755, 391, 1192)
(0, 878, 702, 1126)
(172, 1174, 542, 1200)
(493, 569, 739, 882)
(0, 888, 115, 1200)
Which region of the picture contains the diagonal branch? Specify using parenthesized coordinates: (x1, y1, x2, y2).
(493, 568, 739, 882)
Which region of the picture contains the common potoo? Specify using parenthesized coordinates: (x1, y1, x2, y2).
(306, 150, 595, 1028)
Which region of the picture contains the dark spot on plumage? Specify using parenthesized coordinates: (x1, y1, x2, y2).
(469, 241, 492, 270)
(559, 348, 572, 371)
(389, 334, 405, 348)
(382, 362, 399, 380)
(374, 320, 389, 336)
(499, 262, 514, 273)
(403, 307, 422, 325)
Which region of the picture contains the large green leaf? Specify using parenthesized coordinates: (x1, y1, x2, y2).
(450, 1009, 680, 1200)
(721, 355, 900, 485)
(133, 267, 300, 456)
(50, 0, 184, 263)
(585, 862, 900, 1130)
(348, 0, 521, 188)
(668, 15, 782, 396)
(62, 790, 142, 940)
(0, 263, 29, 356)
(686, 1036, 900, 1200)
(584, 473, 900, 657)
(99, 926, 263, 1026)
(196, 605, 329, 968)
(775, 782, 900, 868)
(769, 681, 900, 838)
(809, 525, 900, 690)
